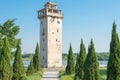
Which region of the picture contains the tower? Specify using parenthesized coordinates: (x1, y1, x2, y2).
(38, 2, 64, 68)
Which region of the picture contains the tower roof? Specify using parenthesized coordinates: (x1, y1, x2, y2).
(44, 2, 57, 8)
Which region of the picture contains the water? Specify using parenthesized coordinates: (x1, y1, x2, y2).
(22, 60, 108, 68)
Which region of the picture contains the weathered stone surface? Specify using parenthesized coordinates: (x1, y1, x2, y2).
(38, 2, 64, 68)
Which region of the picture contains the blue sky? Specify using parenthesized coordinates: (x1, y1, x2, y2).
(0, 0, 120, 53)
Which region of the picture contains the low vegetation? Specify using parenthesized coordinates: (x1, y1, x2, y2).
(60, 68, 107, 80)
(26, 69, 43, 80)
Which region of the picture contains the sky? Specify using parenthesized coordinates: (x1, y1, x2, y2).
(0, 0, 120, 53)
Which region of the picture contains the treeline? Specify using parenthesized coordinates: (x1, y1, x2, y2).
(65, 21, 120, 80)
(22, 53, 34, 59)
(63, 52, 109, 61)
(22, 52, 109, 61)
(0, 20, 41, 80)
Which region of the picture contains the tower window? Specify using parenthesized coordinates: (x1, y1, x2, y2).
(57, 21, 60, 24)
(52, 32, 54, 34)
(57, 29, 59, 32)
(41, 21, 43, 24)
(56, 39, 58, 42)
(42, 33, 45, 36)
(43, 39, 45, 42)
(42, 29, 45, 36)
(43, 48, 44, 51)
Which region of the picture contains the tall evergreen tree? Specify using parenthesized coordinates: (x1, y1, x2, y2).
(74, 39, 86, 80)
(107, 22, 120, 80)
(33, 43, 40, 72)
(0, 27, 3, 53)
(26, 59, 34, 76)
(83, 39, 99, 80)
(66, 44, 75, 74)
(12, 42, 27, 80)
(74, 54, 80, 80)
(0, 37, 12, 80)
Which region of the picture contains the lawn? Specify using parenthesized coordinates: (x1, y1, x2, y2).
(60, 68, 107, 80)
(26, 69, 43, 80)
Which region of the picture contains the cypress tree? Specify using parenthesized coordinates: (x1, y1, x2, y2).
(0, 37, 12, 80)
(26, 59, 34, 76)
(74, 39, 86, 80)
(107, 22, 120, 80)
(12, 42, 27, 80)
(83, 39, 99, 80)
(66, 44, 75, 74)
(33, 43, 40, 72)
(0, 27, 3, 52)
(74, 54, 80, 80)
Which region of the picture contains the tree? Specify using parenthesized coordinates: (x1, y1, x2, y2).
(0, 27, 3, 52)
(83, 39, 99, 80)
(74, 39, 86, 80)
(0, 37, 12, 80)
(0, 19, 20, 48)
(107, 22, 120, 80)
(26, 59, 34, 76)
(12, 42, 27, 80)
(66, 44, 75, 74)
(33, 43, 40, 72)
(0, 19, 20, 58)
(74, 54, 80, 80)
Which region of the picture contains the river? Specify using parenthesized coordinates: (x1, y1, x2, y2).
(22, 60, 107, 68)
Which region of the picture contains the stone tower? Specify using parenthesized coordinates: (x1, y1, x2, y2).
(38, 2, 64, 68)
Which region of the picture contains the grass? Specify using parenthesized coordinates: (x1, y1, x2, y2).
(99, 68, 107, 80)
(60, 68, 107, 80)
(26, 68, 43, 80)
(59, 69, 74, 80)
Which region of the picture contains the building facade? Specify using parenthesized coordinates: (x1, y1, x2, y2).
(38, 2, 64, 68)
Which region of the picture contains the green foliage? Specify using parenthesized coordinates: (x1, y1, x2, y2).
(74, 39, 86, 80)
(0, 19, 20, 49)
(22, 53, 34, 58)
(83, 40, 99, 80)
(0, 27, 3, 52)
(12, 43, 27, 80)
(107, 22, 120, 80)
(0, 37, 12, 80)
(33, 43, 40, 72)
(66, 44, 75, 74)
(63, 52, 109, 61)
(26, 59, 34, 76)
(62, 54, 68, 61)
(26, 43, 41, 76)
(74, 54, 80, 80)
(60, 68, 107, 80)
(26, 69, 43, 80)
(99, 68, 107, 80)
(97, 52, 109, 60)
(60, 69, 74, 80)
(0, 19, 20, 60)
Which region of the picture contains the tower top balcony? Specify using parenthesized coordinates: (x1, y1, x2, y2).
(38, 2, 64, 19)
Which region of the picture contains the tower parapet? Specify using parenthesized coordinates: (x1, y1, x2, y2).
(38, 2, 64, 19)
